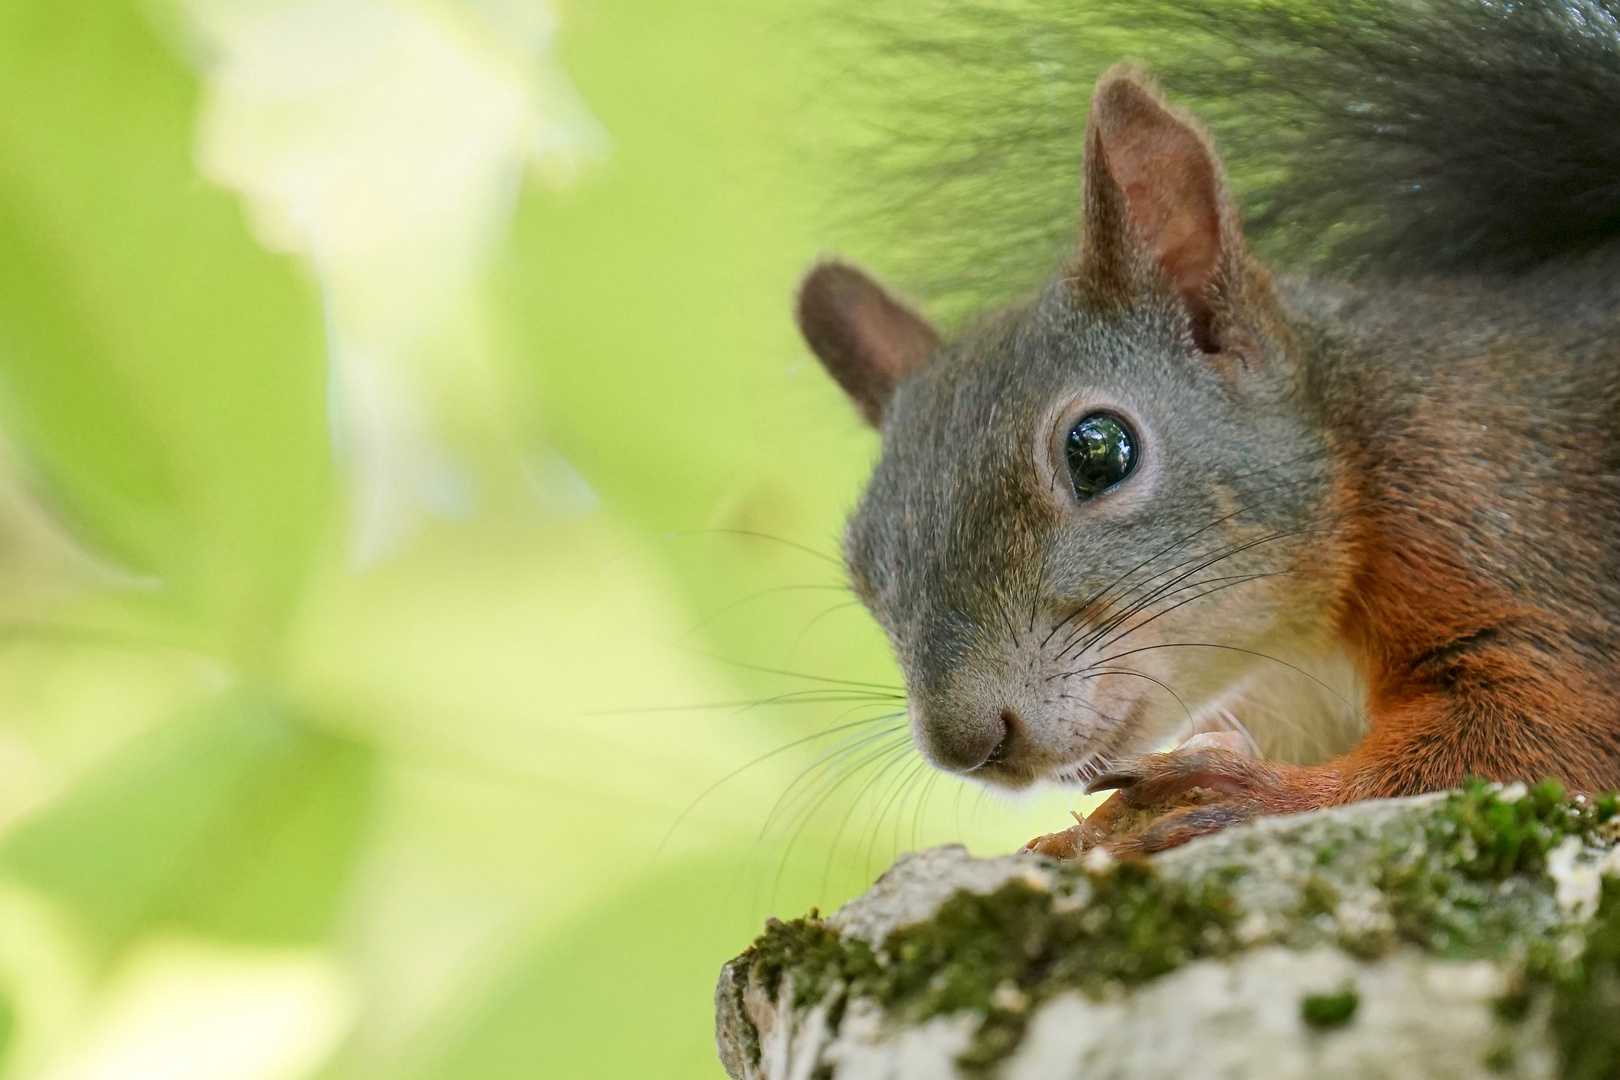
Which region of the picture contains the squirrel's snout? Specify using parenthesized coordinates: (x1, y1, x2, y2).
(911, 701, 1016, 773)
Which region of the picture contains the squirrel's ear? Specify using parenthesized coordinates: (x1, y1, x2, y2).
(796, 261, 940, 427)
(1080, 69, 1245, 354)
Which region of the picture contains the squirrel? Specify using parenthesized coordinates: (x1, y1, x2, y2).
(792, 0, 1620, 854)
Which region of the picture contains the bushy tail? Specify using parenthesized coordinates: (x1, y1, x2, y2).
(829, 0, 1620, 318)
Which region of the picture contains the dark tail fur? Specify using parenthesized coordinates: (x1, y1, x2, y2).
(829, 0, 1620, 318)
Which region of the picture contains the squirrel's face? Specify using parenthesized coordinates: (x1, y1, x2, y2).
(796, 69, 1340, 790)
(843, 286, 1332, 788)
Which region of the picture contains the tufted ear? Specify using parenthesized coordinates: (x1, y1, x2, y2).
(1080, 67, 1249, 355)
(796, 261, 940, 426)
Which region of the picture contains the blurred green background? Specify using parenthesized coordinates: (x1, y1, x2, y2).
(0, 1, 1087, 1077)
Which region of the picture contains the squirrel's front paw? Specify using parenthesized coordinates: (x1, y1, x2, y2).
(1077, 733, 1337, 854)
(1019, 818, 1089, 859)
(1087, 731, 1273, 808)
(1019, 789, 1193, 858)
(1019, 734, 1340, 858)
(1095, 797, 1270, 855)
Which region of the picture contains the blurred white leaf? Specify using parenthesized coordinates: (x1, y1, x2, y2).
(181, 0, 607, 559)
(37, 940, 354, 1080)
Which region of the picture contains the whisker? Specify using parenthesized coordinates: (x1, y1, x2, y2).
(1201, 708, 1262, 757)
(849, 744, 921, 871)
(656, 712, 905, 861)
(1041, 474, 1325, 650)
(667, 644, 906, 692)
(678, 583, 852, 641)
(1082, 640, 1362, 714)
(1058, 495, 1403, 661)
(911, 768, 944, 852)
(818, 733, 920, 895)
(1077, 568, 1293, 660)
(762, 721, 911, 837)
(663, 527, 845, 568)
(821, 741, 920, 893)
(776, 736, 913, 899)
(582, 690, 904, 717)
(1068, 490, 1401, 654)
(863, 756, 930, 878)
(1060, 528, 1318, 661)
(1081, 571, 1297, 662)
(784, 599, 869, 667)
(757, 736, 905, 914)
(993, 586, 1022, 642)
(1079, 666, 1198, 729)
(887, 758, 933, 866)
(1056, 691, 1123, 727)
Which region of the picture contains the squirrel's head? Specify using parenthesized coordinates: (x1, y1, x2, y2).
(797, 69, 1341, 790)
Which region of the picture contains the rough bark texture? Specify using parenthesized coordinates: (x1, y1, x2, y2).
(716, 785, 1620, 1080)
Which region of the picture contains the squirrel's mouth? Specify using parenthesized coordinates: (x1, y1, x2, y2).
(946, 683, 1217, 790)
(997, 702, 1146, 791)
(1026, 700, 1253, 791)
(1049, 752, 1114, 788)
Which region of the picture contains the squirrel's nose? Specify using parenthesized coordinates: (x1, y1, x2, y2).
(912, 704, 1015, 772)
(982, 708, 1020, 767)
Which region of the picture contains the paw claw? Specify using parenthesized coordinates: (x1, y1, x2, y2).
(1084, 768, 1140, 795)
(1084, 742, 1275, 808)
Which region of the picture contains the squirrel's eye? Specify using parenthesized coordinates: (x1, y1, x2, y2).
(1065, 413, 1136, 500)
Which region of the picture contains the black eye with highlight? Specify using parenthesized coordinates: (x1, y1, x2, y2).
(1064, 413, 1137, 500)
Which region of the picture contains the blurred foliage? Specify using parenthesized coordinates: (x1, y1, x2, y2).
(0, 690, 375, 952)
(0, 0, 332, 664)
(813, 0, 1349, 325)
(0, 1, 1090, 1079)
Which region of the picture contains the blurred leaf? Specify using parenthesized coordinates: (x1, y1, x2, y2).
(0, 0, 332, 664)
(497, 0, 896, 693)
(417, 851, 763, 1080)
(0, 993, 13, 1069)
(0, 688, 376, 950)
(502, 0, 835, 524)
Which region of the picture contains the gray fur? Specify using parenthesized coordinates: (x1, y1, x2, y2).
(845, 256, 1620, 788)
(818, 2, 1620, 795)
(845, 277, 1337, 784)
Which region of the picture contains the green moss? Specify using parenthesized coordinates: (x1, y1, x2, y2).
(1484, 1042, 1517, 1073)
(1521, 878, 1620, 1080)
(956, 1011, 1027, 1075)
(1440, 781, 1596, 880)
(876, 863, 1239, 1012)
(1301, 985, 1359, 1029)
(724, 957, 762, 1069)
(1493, 985, 1532, 1023)
(742, 914, 879, 1009)
(740, 860, 1240, 1076)
(1369, 781, 1614, 959)
(1315, 840, 1346, 867)
(1310, 782, 1620, 1076)
(733, 911, 880, 1068)
(736, 782, 1620, 1078)
(868, 863, 1240, 1075)
(1297, 874, 1341, 918)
